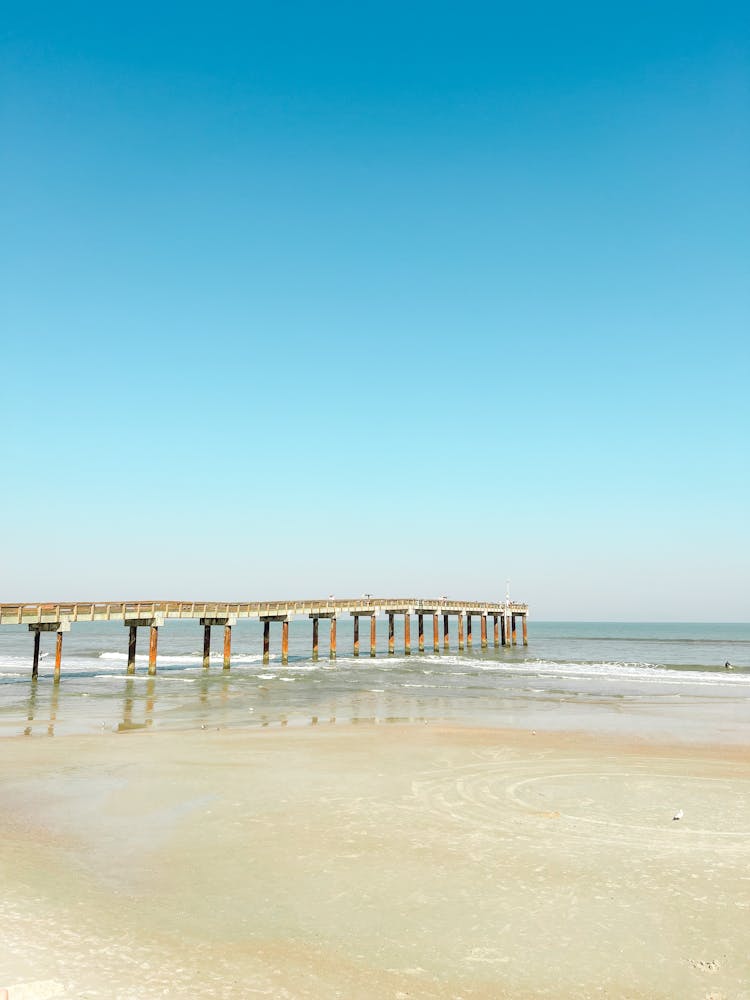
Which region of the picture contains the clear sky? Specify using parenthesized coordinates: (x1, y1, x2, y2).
(1, 2, 748, 619)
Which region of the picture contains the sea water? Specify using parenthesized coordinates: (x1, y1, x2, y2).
(1, 620, 748, 741)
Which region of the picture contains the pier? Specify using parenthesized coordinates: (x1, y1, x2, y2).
(0, 598, 529, 680)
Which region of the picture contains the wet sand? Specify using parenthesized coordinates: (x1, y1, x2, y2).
(1, 723, 749, 999)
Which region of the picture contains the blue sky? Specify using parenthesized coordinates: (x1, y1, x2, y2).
(1, 2, 748, 618)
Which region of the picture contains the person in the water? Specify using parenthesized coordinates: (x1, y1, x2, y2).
(725, 660, 732, 669)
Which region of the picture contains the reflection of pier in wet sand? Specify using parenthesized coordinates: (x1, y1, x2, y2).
(2, 597, 529, 681)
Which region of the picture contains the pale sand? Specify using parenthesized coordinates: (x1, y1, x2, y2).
(1, 723, 748, 999)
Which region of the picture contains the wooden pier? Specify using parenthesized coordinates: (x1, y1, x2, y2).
(0, 598, 529, 681)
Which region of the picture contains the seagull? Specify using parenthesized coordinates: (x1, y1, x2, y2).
(673, 809, 684, 821)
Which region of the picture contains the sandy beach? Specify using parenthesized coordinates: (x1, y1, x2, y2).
(1, 721, 748, 999)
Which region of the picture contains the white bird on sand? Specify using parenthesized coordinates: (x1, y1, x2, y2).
(673, 809, 684, 821)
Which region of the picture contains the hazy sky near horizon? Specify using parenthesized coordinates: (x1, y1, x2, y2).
(1, 2, 748, 619)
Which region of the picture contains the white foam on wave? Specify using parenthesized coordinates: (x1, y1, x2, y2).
(470, 658, 750, 688)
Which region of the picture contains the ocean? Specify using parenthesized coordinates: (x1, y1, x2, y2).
(1, 619, 748, 741)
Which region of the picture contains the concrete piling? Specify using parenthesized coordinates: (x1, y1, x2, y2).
(466, 614, 473, 648)
(127, 625, 137, 674)
(404, 613, 411, 656)
(353, 615, 360, 657)
(493, 614, 499, 647)
(443, 613, 450, 650)
(281, 620, 289, 664)
(263, 621, 270, 663)
(223, 625, 232, 669)
(418, 613, 424, 652)
(511, 614, 517, 646)
(458, 612, 465, 650)
(329, 617, 337, 660)
(203, 624, 212, 669)
(433, 613, 439, 653)
(522, 614, 528, 646)
(388, 613, 395, 655)
(312, 617, 319, 660)
(54, 630, 63, 682)
(32, 629, 41, 681)
(148, 625, 158, 676)
(481, 614, 488, 649)
(370, 614, 377, 657)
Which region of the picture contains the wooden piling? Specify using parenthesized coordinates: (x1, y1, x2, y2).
(458, 612, 464, 650)
(329, 617, 337, 659)
(263, 621, 270, 663)
(32, 629, 41, 680)
(203, 624, 212, 668)
(312, 617, 319, 660)
(127, 625, 137, 674)
(54, 630, 63, 682)
(370, 614, 377, 657)
(353, 615, 360, 657)
(281, 620, 289, 664)
(481, 614, 487, 649)
(223, 624, 232, 669)
(443, 613, 449, 650)
(404, 613, 411, 655)
(388, 613, 395, 655)
(433, 613, 439, 652)
(418, 613, 424, 652)
(148, 625, 158, 675)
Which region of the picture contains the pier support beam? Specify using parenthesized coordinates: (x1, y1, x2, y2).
(522, 614, 528, 646)
(204, 625, 212, 668)
(404, 613, 411, 656)
(493, 615, 499, 648)
(199, 617, 236, 671)
(281, 620, 289, 664)
(418, 614, 424, 652)
(128, 626, 137, 674)
(443, 614, 449, 650)
(481, 614, 488, 649)
(310, 612, 335, 660)
(458, 612, 465, 651)
(261, 615, 288, 664)
(433, 614, 439, 653)
(223, 625, 232, 670)
(370, 614, 377, 657)
(466, 614, 473, 648)
(329, 617, 337, 660)
(148, 625, 159, 676)
(388, 613, 395, 655)
(123, 617, 163, 676)
(353, 615, 360, 657)
(28, 621, 70, 681)
(511, 614, 517, 646)
(54, 630, 63, 682)
(32, 629, 41, 680)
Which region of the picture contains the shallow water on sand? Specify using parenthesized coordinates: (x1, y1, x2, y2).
(1, 621, 748, 742)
